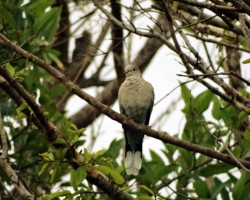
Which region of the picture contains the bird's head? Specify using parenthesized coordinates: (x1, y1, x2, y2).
(124, 64, 141, 77)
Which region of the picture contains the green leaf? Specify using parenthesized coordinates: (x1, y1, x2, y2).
(6, 63, 15, 76)
(83, 148, 92, 162)
(162, 143, 177, 163)
(193, 90, 213, 115)
(242, 58, 250, 64)
(211, 178, 231, 200)
(70, 167, 87, 190)
(50, 83, 68, 98)
(140, 185, 155, 195)
(53, 138, 67, 146)
(238, 111, 248, 123)
(24, 67, 42, 93)
(150, 150, 165, 166)
(24, 0, 55, 18)
(38, 163, 49, 176)
(199, 163, 234, 177)
(39, 152, 54, 161)
(193, 179, 210, 198)
(232, 172, 250, 200)
(15, 102, 32, 120)
(54, 148, 68, 161)
(33, 7, 61, 41)
(93, 149, 106, 160)
(173, 1, 180, 12)
(180, 83, 192, 104)
(180, 83, 193, 105)
(94, 165, 124, 185)
(50, 167, 57, 183)
(244, 129, 250, 140)
(178, 148, 193, 169)
(48, 52, 63, 69)
(0, 99, 16, 115)
(220, 105, 239, 127)
(0, 9, 17, 29)
(63, 122, 85, 146)
(105, 139, 123, 159)
(180, 83, 193, 114)
(212, 96, 221, 120)
(221, 184, 230, 200)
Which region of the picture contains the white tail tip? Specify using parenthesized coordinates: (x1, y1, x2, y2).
(124, 151, 142, 175)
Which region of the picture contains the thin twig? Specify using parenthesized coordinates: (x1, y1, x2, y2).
(177, 72, 250, 87)
(0, 112, 8, 159)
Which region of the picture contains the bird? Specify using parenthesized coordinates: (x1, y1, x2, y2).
(118, 64, 154, 175)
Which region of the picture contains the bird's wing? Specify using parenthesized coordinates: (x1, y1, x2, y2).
(145, 103, 153, 126)
(145, 85, 154, 126)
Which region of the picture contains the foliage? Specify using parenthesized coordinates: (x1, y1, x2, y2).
(1, 0, 250, 199)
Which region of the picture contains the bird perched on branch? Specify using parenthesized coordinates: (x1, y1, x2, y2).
(118, 64, 154, 175)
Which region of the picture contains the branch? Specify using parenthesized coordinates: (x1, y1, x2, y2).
(187, 34, 250, 54)
(226, 0, 250, 16)
(0, 157, 35, 199)
(173, 0, 237, 12)
(0, 66, 62, 144)
(111, 0, 125, 82)
(175, 3, 244, 35)
(174, 0, 235, 28)
(1, 34, 250, 171)
(0, 113, 8, 159)
(0, 78, 44, 131)
(87, 171, 134, 200)
(243, 0, 250, 7)
(151, 2, 244, 36)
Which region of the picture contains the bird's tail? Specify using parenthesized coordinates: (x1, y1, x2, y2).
(124, 151, 142, 175)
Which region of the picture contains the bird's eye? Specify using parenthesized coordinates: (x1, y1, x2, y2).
(133, 68, 136, 71)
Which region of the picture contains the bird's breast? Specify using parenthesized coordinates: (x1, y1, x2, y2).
(119, 79, 154, 122)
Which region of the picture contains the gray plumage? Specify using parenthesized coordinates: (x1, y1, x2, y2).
(118, 64, 154, 175)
